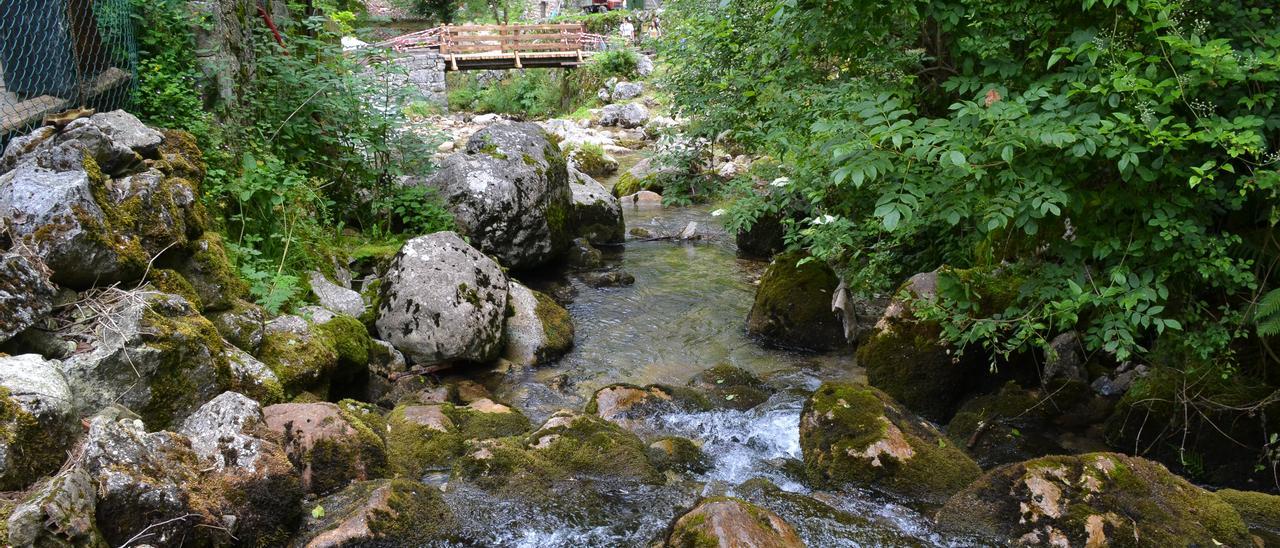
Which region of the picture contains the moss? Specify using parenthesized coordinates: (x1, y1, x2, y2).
(0, 388, 71, 490)
(316, 315, 373, 372)
(857, 315, 967, 423)
(611, 169, 664, 197)
(258, 330, 340, 400)
(366, 479, 459, 542)
(746, 251, 844, 352)
(156, 129, 206, 183)
(689, 365, 771, 411)
(800, 383, 981, 506)
(339, 399, 388, 443)
(139, 305, 232, 428)
(386, 404, 463, 478)
(647, 436, 709, 474)
(145, 269, 203, 311)
(306, 417, 388, 496)
(1216, 489, 1280, 538)
(945, 381, 1065, 468)
(533, 290, 574, 361)
(357, 277, 383, 328)
(178, 232, 248, 311)
(446, 403, 532, 440)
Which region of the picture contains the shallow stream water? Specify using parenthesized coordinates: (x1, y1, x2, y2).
(443, 169, 962, 546)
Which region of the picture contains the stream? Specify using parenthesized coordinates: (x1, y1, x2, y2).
(434, 163, 963, 546)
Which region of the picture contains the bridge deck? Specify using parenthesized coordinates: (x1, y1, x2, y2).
(384, 23, 604, 72)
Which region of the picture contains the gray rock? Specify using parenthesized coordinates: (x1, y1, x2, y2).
(566, 237, 603, 270)
(582, 269, 635, 288)
(1092, 362, 1149, 396)
(0, 354, 77, 490)
(636, 54, 655, 77)
(309, 271, 365, 317)
(7, 465, 103, 547)
(677, 221, 700, 241)
(0, 248, 56, 344)
(179, 391, 268, 472)
(88, 110, 164, 156)
(612, 81, 644, 101)
(502, 281, 573, 367)
(60, 290, 231, 428)
(207, 299, 266, 352)
(370, 339, 408, 378)
(420, 123, 573, 269)
(1044, 331, 1088, 384)
(375, 232, 510, 365)
(224, 344, 282, 404)
(569, 166, 624, 245)
(0, 116, 139, 176)
(600, 103, 650, 128)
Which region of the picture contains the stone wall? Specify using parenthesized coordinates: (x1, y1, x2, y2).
(388, 52, 447, 107)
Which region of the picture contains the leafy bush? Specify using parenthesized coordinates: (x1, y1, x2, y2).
(372, 185, 457, 236)
(449, 70, 569, 118)
(128, 0, 209, 135)
(551, 9, 633, 34)
(588, 49, 640, 80)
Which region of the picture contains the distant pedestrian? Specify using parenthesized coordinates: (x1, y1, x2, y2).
(618, 18, 635, 45)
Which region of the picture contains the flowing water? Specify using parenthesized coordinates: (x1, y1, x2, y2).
(444, 169, 959, 546)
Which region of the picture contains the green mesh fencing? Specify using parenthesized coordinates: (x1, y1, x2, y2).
(0, 0, 137, 144)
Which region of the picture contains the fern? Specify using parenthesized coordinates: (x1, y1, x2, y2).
(1255, 289, 1280, 337)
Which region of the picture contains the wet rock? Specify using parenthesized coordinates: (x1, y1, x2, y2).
(589, 384, 678, 428)
(799, 383, 981, 505)
(0, 354, 77, 490)
(676, 221, 700, 241)
(419, 123, 573, 269)
(600, 103, 650, 129)
(1215, 489, 1280, 543)
(582, 269, 635, 288)
(945, 381, 1068, 468)
(60, 290, 231, 428)
(688, 364, 772, 411)
(747, 251, 844, 352)
(735, 478, 926, 546)
(1091, 361, 1148, 396)
(502, 281, 574, 367)
(621, 190, 664, 208)
(263, 402, 387, 495)
(0, 248, 55, 345)
(375, 232, 509, 365)
(647, 437, 709, 474)
(309, 271, 365, 317)
(206, 298, 266, 352)
(1043, 331, 1087, 384)
(565, 237, 603, 270)
(6, 465, 103, 547)
(386, 399, 530, 479)
(665, 497, 804, 548)
(936, 453, 1252, 546)
(292, 479, 458, 547)
(613, 157, 673, 198)
(569, 166, 625, 245)
(256, 312, 372, 400)
(735, 211, 786, 260)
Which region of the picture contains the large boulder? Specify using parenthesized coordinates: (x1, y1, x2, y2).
(569, 166, 625, 245)
(746, 251, 845, 351)
(375, 232, 509, 365)
(599, 103, 650, 128)
(799, 383, 981, 505)
(60, 289, 232, 428)
(291, 479, 458, 547)
(262, 402, 387, 495)
(501, 281, 574, 367)
(386, 399, 530, 479)
(256, 312, 373, 400)
(0, 354, 77, 490)
(1216, 489, 1280, 544)
(420, 122, 572, 269)
(665, 497, 804, 548)
(6, 465, 104, 547)
(936, 453, 1252, 546)
(0, 245, 56, 344)
(0, 113, 208, 289)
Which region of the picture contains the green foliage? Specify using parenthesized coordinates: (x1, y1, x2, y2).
(448, 71, 565, 118)
(127, 0, 210, 135)
(372, 185, 457, 236)
(664, 0, 1280, 370)
(393, 0, 460, 22)
(588, 49, 640, 80)
(1256, 289, 1280, 337)
(550, 9, 633, 34)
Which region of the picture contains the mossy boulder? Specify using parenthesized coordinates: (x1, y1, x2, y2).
(386, 399, 531, 480)
(569, 166, 625, 245)
(665, 497, 804, 548)
(688, 364, 772, 411)
(946, 381, 1069, 468)
(1104, 366, 1280, 489)
(262, 402, 388, 495)
(647, 436, 710, 474)
(586, 383, 710, 431)
(291, 479, 459, 546)
(746, 251, 845, 352)
(60, 289, 232, 428)
(611, 157, 669, 198)
(6, 466, 105, 548)
(567, 143, 618, 178)
(1216, 489, 1280, 543)
(502, 282, 575, 367)
(936, 453, 1252, 546)
(169, 232, 248, 312)
(256, 313, 373, 400)
(799, 383, 981, 505)
(0, 355, 77, 491)
(734, 478, 927, 546)
(206, 298, 266, 352)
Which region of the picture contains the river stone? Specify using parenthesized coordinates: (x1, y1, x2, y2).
(420, 122, 572, 269)
(376, 232, 509, 365)
(292, 479, 458, 547)
(501, 281, 574, 367)
(747, 251, 845, 351)
(665, 497, 804, 548)
(310, 271, 365, 317)
(569, 166, 625, 245)
(612, 81, 644, 101)
(936, 453, 1252, 546)
(599, 103, 650, 129)
(6, 465, 103, 547)
(60, 290, 231, 428)
(566, 237, 603, 270)
(800, 382, 981, 506)
(582, 269, 635, 288)
(735, 211, 786, 259)
(688, 364, 772, 411)
(262, 402, 387, 495)
(0, 248, 56, 344)
(0, 354, 77, 490)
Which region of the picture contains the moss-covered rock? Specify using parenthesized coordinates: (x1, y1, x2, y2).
(735, 211, 787, 260)
(567, 143, 618, 178)
(688, 364, 772, 411)
(262, 402, 387, 495)
(586, 383, 710, 431)
(141, 268, 203, 311)
(800, 383, 981, 506)
(1216, 489, 1280, 543)
(170, 232, 247, 312)
(291, 479, 459, 546)
(256, 313, 373, 400)
(386, 398, 531, 480)
(0, 355, 77, 491)
(206, 298, 266, 352)
(611, 157, 668, 198)
(647, 436, 710, 474)
(946, 381, 1069, 468)
(665, 497, 804, 548)
(936, 453, 1252, 546)
(6, 465, 106, 548)
(1104, 366, 1280, 489)
(502, 282, 575, 367)
(746, 251, 845, 352)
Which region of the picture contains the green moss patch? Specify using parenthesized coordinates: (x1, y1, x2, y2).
(746, 251, 845, 352)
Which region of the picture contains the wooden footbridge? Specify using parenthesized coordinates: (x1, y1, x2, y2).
(381, 23, 607, 71)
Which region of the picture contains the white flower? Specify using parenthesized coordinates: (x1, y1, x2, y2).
(770, 177, 791, 187)
(711, 209, 727, 217)
(811, 214, 838, 225)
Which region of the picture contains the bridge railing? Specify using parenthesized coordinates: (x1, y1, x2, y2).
(383, 23, 606, 55)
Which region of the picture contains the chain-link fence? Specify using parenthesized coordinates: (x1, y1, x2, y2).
(0, 0, 137, 145)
